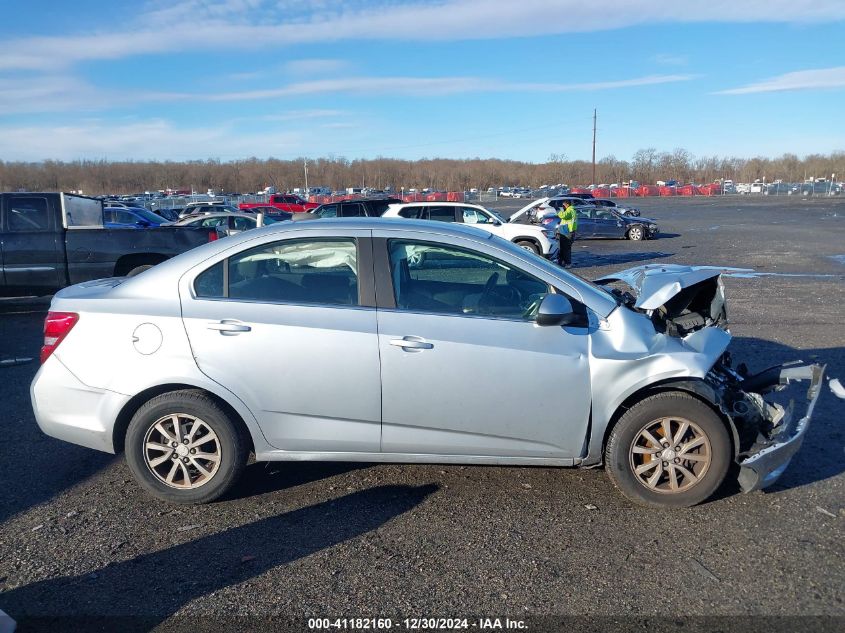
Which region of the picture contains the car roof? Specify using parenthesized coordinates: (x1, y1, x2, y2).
(108, 217, 619, 317)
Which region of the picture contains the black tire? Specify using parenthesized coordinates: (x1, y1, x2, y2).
(515, 240, 541, 254)
(125, 389, 249, 504)
(126, 264, 153, 277)
(626, 225, 645, 241)
(605, 392, 731, 508)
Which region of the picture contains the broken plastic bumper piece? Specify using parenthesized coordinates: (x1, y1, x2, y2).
(737, 363, 826, 492)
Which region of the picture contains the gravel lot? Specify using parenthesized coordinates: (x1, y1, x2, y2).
(1, 195, 843, 630)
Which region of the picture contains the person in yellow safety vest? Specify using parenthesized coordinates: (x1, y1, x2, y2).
(556, 201, 578, 268)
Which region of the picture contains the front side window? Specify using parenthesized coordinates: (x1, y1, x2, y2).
(194, 238, 359, 306)
(387, 240, 550, 320)
(461, 207, 495, 224)
(7, 196, 50, 232)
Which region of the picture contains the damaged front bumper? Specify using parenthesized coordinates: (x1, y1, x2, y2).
(734, 363, 826, 492)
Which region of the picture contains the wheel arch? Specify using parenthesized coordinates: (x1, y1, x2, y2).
(111, 383, 257, 456)
(511, 236, 542, 251)
(114, 253, 169, 276)
(597, 378, 740, 465)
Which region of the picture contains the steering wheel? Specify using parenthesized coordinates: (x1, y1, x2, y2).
(478, 272, 500, 312)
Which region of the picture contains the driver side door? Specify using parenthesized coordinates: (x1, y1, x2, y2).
(374, 236, 592, 458)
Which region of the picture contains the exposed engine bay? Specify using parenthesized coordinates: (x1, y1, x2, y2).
(592, 264, 834, 492)
(595, 264, 728, 336)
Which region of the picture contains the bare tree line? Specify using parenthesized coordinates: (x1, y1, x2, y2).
(1, 150, 843, 195)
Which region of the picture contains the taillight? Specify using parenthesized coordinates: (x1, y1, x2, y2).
(208, 230, 219, 242)
(41, 312, 79, 364)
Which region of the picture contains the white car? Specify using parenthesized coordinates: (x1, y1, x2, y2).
(382, 202, 558, 258)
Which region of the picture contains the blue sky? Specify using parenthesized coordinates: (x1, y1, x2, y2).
(1, 0, 843, 163)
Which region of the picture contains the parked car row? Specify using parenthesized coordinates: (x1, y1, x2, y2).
(0, 192, 219, 297)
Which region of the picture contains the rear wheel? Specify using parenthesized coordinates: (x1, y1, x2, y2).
(515, 240, 541, 254)
(126, 264, 153, 277)
(605, 392, 731, 508)
(125, 390, 249, 504)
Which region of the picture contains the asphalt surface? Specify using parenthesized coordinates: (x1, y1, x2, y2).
(0, 195, 843, 630)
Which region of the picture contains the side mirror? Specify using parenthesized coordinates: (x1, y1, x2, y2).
(536, 293, 577, 326)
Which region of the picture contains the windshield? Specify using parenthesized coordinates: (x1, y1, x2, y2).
(136, 209, 169, 223)
(484, 208, 507, 223)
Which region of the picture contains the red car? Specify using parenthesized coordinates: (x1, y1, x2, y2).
(238, 194, 319, 214)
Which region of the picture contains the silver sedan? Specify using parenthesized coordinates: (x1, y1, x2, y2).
(174, 211, 288, 236)
(30, 219, 825, 507)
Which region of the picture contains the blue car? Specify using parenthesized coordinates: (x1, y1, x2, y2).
(539, 207, 659, 241)
(104, 206, 173, 228)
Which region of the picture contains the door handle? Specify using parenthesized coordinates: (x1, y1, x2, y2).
(390, 336, 433, 351)
(207, 320, 251, 334)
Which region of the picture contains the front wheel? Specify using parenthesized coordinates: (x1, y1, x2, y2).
(515, 240, 541, 254)
(125, 390, 249, 504)
(604, 392, 731, 508)
(627, 226, 645, 241)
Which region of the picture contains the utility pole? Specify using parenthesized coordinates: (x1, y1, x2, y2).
(304, 159, 308, 195)
(591, 109, 597, 186)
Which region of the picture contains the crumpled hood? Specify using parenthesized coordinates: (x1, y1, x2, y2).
(595, 264, 750, 310)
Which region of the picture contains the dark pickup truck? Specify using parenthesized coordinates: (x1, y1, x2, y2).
(1, 192, 217, 297)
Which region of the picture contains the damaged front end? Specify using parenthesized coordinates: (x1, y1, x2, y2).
(708, 357, 826, 492)
(594, 264, 829, 493)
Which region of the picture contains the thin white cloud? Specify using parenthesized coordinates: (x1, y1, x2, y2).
(718, 66, 845, 94)
(652, 53, 688, 66)
(207, 74, 693, 101)
(0, 119, 303, 161)
(259, 109, 348, 121)
(0, 0, 842, 70)
(284, 58, 350, 75)
(0, 73, 691, 114)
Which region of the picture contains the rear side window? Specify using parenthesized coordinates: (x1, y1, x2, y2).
(428, 206, 456, 222)
(7, 196, 50, 232)
(195, 262, 225, 297)
(194, 238, 359, 306)
(341, 203, 365, 217)
(232, 216, 254, 231)
(398, 207, 422, 219)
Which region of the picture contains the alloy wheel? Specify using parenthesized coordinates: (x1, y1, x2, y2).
(629, 417, 712, 494)
(143, 413, 222, 489)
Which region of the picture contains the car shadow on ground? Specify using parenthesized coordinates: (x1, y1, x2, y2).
(0, 310, 119, 525)
(3, 484, 437, 630)
(227, 461, 368, 501)
(570, 250, 673, 268)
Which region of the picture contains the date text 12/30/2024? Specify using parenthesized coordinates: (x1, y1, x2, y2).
(308, 618, 528, 630)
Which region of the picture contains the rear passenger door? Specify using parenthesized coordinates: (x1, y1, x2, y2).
(1, 194, 63, 296)
(180, 229, 382, 453)
(575, 209, 595, 238)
